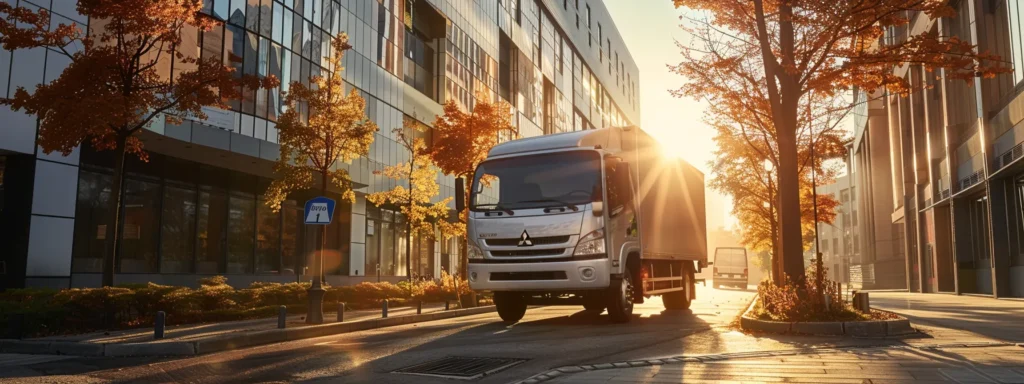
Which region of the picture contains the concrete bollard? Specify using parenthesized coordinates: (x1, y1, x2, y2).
(382, 299, 389, 318)
(852, 292, 871, 313)
(337, 303, 345, 323)
(154, 311, 166, 340)
(417, 300, 422, 315)
(444, 300, 450, 311)
(278, 306, 287, 329)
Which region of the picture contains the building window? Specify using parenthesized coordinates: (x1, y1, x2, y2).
(969, 195, 990, 263)
(256, 198, 281, 274)
(197, 187, 228, 274)
(119, 177, 161, 274)
(281, 200, 303, 275)
(72, 170, 112, 273)
(1013, 178, 1024, 266)
(227, 192, 256, 274)
(585, 3, 591, 27)
(1007, 0, 1024, 84)
(160, 184, 198, 274)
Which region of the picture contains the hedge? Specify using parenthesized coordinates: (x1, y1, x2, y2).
(0, 274, 473, 338)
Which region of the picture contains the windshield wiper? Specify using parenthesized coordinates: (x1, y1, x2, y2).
(515, 199, 579, 212)
(476, 204, 515, 215)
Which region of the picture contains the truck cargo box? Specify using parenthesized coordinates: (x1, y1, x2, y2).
(623, 128, 708, 262)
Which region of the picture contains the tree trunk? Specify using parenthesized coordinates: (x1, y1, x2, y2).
(101, 137, 129, 287)
(458, 174, 472, 279)
(776, 116, 805, 283)
(770, 213, 780, 283)
(314, 172, 328, 288)
(405, 219, 412, 279)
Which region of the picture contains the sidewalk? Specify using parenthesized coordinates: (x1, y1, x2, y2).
(870, 292, 1024, 343)
(541, 344, 1024, 383)
(33, 302, 447, 344)
(0, 303, 494, 357)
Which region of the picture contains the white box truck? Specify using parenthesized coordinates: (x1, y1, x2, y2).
(456, 126, 708, 323)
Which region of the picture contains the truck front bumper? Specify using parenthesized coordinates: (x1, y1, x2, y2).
(468, 258, 611, 291)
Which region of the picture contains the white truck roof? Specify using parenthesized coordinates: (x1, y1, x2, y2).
(488, 128, 631, 158)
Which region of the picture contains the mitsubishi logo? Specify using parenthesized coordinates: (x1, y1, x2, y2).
(518, 230, 533, 247)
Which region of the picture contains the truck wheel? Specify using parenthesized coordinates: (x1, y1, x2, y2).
(663, 290, 691, 310)
(663, 272, 692, 310)
(494, 292, 527, 323)
(606, 267, 635, 323)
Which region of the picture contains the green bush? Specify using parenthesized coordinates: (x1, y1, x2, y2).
(0, 275, 473, 337)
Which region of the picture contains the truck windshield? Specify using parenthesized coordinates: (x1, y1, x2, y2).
(471, 151, 601, 211)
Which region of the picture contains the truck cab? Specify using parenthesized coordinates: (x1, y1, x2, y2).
(459, 127, 707, 323)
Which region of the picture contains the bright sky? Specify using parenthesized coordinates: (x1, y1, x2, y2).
(603, 1, 734, 231)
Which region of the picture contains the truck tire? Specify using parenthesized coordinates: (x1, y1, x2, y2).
(663, 290, 691, 310)
(606, 267, 635, 323)
(494, 292, 527, 323)
(663, 271, 692, 310)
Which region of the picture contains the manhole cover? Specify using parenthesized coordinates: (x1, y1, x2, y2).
(394, 356, 527, 380)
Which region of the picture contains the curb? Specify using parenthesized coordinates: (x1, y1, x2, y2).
(513, 342, 1018, 384)
(738, 297, 913, 337)
(0, 306, 495, 357)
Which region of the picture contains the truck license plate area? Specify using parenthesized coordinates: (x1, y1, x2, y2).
(490, 271, 568, 281)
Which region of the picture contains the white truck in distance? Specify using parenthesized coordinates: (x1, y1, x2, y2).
(456, 126, 708, 323)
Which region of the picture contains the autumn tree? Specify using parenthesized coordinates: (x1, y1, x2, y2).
(265, 34, 377, 324)
(0, 0, 276, 287)
(709, 115, 842, 282)
(367, 120, 466, 279)
(430, 94, 516, 277)
(672, 0, 1008, 281)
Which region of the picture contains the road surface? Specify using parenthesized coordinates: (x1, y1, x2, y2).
(3, 284, 757, 383)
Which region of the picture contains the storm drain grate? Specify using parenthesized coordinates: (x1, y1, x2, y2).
(394, 356, 527, 380)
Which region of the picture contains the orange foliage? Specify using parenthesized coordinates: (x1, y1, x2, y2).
(0, 0, 277, 159)
(672, 0, 1010, 281)
(430, 94, 517, 196)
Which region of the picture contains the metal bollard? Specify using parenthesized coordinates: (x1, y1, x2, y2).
(154, 311, 166, 340)
(444, 300, 450, 311)
(337, 303, 345, 323)
(278, 306, 287, 329)
(417, 300, 422, 315)
(382, 299, 389, 318)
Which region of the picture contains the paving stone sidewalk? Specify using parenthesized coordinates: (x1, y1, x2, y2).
(29, 302, 448, 344)
(537, 344, 1024, 383)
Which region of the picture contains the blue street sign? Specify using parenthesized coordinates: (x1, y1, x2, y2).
(304, 196, 336, 225)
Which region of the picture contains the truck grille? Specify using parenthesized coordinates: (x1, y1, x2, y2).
(490, 248, 566, 257)
(485, 235, 570, 246)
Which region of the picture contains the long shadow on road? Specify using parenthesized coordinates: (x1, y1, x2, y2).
(322, 307, 714, 384)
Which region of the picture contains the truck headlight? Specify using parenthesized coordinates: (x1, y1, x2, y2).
(573, 228, 606, 256)
(468, 242, 485, 259)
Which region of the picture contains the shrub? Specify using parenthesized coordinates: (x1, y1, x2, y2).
(755, 261, 867, 322)
(0, 275, 473, 337)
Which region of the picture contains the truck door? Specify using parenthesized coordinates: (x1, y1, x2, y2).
(605, 157, 638, 266)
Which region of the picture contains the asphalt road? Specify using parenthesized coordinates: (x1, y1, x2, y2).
(4, 284, 757, 384)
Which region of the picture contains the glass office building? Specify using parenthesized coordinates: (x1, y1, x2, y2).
(852, 0, 1024, 297)
(0, 0, 640, 289)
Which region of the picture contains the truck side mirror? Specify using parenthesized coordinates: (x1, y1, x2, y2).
(455, 177, 466, 213)
(592, 201, 604, 216)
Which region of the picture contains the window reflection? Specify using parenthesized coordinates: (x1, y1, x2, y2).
(161, 184, 197, 273)
(119, 178, 161, 273)
(227, 193, 256, 274)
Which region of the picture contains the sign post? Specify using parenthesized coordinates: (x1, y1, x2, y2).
(303, 197, 336, 324)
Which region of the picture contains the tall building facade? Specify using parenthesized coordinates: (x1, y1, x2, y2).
(814, 172, 860, 286)
(854, 0, 1024, 297)
(0, 0, 640, 289)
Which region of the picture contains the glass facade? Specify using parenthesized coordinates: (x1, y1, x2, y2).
(70, 148, 350, 276)
(1, 0, 640, 287)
